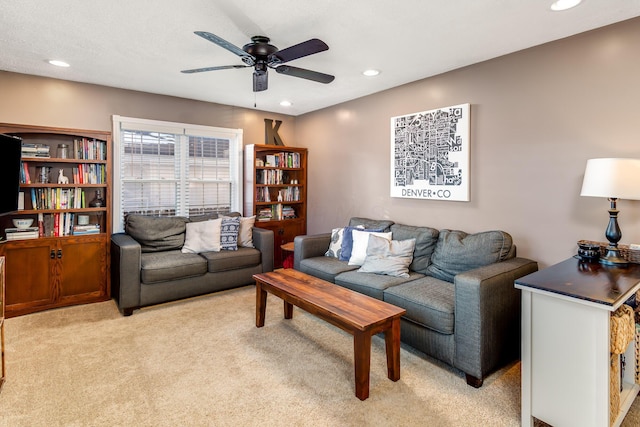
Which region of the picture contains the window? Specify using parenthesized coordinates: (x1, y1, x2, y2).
(112, 116, 243, 232)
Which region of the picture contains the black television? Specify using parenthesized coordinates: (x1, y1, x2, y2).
(0, 133, 23, 216)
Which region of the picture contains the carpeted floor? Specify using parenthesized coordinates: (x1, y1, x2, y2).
(0, 285, 638, 426)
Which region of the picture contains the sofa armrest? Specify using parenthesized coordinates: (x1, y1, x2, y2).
(110, 233, 143, 315)
(252, 227, 274, 273)
(453, 257, 538, 383)
(293, 233, 331, 270)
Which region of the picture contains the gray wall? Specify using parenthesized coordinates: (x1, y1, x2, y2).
(0, 71, 296, 147)
(296, 17, 640, 268)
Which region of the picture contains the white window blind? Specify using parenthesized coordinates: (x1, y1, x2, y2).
(112, 116, 243, 232)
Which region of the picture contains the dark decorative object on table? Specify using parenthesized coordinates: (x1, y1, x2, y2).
(577, 241, 601, 263)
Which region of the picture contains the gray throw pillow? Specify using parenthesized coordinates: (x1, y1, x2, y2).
(126, 215, 189, 253)
(358, 235, 416, 278)
(348, 217, 394, 232)
(426, 230, 513, 282)
(390, 223, 439, 274)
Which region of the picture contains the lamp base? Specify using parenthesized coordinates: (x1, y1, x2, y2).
(600, 247, 628, 268)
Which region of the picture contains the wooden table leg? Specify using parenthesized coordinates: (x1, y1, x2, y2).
(283, 300, 293, 319)
(385, 318, 401, 381)
(353, 331, 372, 400)
(256, 281, 267, 328)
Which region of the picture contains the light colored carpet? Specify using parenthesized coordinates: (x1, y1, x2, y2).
(0, 285, 638, 426)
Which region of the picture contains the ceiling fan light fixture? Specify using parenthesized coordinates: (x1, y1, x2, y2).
(362, 69, 380, 77)
(48, 59, 70, 67)
(550, 0, 582, 11)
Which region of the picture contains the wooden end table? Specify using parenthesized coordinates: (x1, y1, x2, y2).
(253, 269, 406, 400)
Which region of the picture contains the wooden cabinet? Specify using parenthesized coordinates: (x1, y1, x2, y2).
(516, 258, 640, 427)
(0, 124, 111, 317)
(244, 144, 307, 268)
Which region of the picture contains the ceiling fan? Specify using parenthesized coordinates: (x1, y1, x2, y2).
(181, 31, 335, 92)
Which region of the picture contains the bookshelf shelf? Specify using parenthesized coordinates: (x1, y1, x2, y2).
(0, 123, 111, 318)
(245, 144, 307, 268)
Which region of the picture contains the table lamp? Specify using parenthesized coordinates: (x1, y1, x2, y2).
(580, 158, 640, 267)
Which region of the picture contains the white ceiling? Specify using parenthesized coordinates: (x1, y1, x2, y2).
(1, 0, 639, 116)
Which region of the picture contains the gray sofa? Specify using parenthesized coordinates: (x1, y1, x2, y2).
(111, 213, 274, 316)
(294, 217, 538, 387)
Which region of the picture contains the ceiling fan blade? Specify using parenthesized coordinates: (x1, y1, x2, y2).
(181, 65, 249, 74)
(194, 31, 255, 65)
(271, 38, 329, 64)
(275, 65, 334, 84)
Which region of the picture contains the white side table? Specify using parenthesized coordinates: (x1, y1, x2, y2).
(516, 257, 640, 427)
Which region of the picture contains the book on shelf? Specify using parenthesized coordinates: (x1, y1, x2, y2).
(277, 187, 300, 202)
(261, 152, 301, 168)
(72, 224, 100, 235)
(20, 162, 31, 184)
(73, 138, 107, 161)
(5, 231, 39, 240)
(72, 163, 106, 184)
(257, 207, 273, 222)
(21, 143, 50, 158)
(5, 226, 40, 240)
(29, 188, 86, 210)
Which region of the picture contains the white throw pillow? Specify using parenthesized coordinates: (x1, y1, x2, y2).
(348, 229, 392, 266)
(181, 218, 222, 253)
(238, 216, 256, 248)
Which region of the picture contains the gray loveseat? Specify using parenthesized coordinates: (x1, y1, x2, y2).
(111, 213, 274, 316)
(294, 217, 537, 387)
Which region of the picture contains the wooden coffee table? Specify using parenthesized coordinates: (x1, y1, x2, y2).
(253, 269, 406, 400)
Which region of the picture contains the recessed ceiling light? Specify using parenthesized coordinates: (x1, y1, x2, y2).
(280, 100, 292, 107)
(48, 60, 70, 67)
(362, 69, 380, 77)
(550, 0, 582, 11)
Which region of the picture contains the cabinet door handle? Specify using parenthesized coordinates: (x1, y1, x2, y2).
(50, 249, 56, 259)
(57, 249, 62, 259)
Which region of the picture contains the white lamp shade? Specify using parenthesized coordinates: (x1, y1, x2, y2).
(580, 158, 640, 200)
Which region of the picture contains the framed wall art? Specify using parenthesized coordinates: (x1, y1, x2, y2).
(390, 103, 470, 201)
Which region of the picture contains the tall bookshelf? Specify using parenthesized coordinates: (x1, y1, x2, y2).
(0, 123, 111, 317)
(245, 144, 307, 268)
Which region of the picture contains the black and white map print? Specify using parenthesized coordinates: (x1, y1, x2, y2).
(390, 103, 470, 201)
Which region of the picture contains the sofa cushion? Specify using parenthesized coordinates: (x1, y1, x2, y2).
(335, 270, 424, 300)
(298, 257, 359, 283)
(220, 216, 240, 251)
(140, 250, 207, 284)
(348, 217, 394, 232)
(181, 219, 222, 254)
(348, 230, 393, 266)
(126, 215, 189, 253)
(358, 235, 416, 277)
(383, 277, 455, 335)
(390, 224, 439, 274)
(426, 230, 513, 283)
(199, 247, 261, 273)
